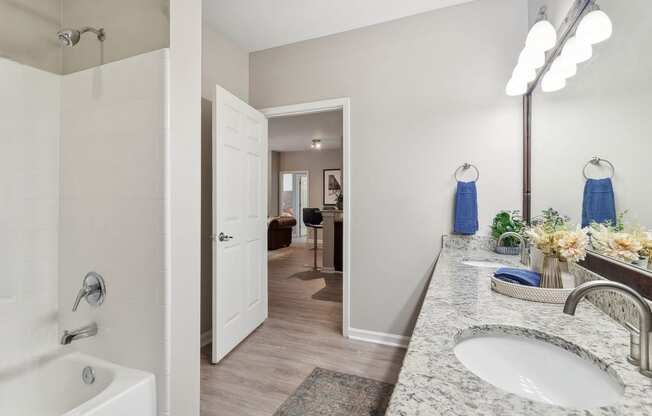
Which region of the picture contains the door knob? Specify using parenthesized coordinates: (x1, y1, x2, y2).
(218, 232, 234, 242)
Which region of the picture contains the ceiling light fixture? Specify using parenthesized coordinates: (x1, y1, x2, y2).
(310, 139, 322, 150)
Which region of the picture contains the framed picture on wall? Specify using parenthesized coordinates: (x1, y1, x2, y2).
(323, 169, 342, 206)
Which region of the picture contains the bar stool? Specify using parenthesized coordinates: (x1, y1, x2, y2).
(302, 208, 323, 271)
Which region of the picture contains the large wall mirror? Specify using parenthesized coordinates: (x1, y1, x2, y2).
(530, 0, 652, 278)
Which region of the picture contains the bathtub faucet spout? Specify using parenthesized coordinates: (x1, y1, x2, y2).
(60, 323, 98, 345)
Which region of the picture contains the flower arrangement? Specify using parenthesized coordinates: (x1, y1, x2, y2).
(527, 208, 588, 263)
(526, 224, 589, 264)
(589, 220, 652, 264)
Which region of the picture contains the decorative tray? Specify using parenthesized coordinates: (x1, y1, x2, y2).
(490, 275, 573, 304)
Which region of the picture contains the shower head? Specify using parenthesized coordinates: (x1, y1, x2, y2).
(57, 27, 105, 47)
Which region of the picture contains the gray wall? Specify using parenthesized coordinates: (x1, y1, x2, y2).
(251, 0, 527, 337)
(268, 151, 280, 217)
(202, 24, 249, 102)
(200, 26, 251, 334)
(0, 0, 63, 73)
(278, 150, 343, 211)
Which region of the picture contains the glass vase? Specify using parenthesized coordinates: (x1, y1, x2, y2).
(540, 255, 563, 289)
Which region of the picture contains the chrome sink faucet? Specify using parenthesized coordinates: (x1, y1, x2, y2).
(497, 232, 530, 266)
(60, 323, 98, 345)
(564, 280, 652, 378)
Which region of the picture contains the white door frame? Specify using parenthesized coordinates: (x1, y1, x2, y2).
(278, 170, 310, 237)
(261, 98, 351, 338)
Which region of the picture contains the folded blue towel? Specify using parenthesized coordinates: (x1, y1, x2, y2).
(581, 178, 616, 228)
(454, 181, 479, 235)
(494, 268, 541, 287)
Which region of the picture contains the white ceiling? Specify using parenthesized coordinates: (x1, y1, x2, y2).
(269, 110, 342, 152)
(203, 0, 476, 52)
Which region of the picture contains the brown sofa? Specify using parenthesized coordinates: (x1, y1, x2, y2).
(268, 216, 297, 250)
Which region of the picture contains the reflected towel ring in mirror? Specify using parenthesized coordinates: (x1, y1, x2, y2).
(455, 163, 480, 182)
(583, 157, 615, 180)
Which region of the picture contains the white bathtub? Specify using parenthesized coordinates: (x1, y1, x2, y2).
(0, 352, 156, 416)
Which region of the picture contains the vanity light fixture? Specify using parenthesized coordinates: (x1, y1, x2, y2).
(310, 139, 322, 150)
(518, 48, 545, 69)
(541, 71, 566, 92)
(513, 64, 537, 84)
(576, 6, 613, 45)
(550, 56, 577, 79)
(505, 6, 556, 96)
(526, 7, 557, 52)
(562, 36, 593, 64)
(505, 79, 527, 97)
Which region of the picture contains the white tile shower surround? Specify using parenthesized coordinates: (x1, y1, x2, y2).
(58, 49, 170, 415)
(0, 49, 170, 415)
(0, 58, 60, 372)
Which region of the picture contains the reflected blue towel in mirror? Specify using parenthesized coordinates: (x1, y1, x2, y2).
(454, 181, 478, 235)
(494, 268, 541, 287)
(581, 178, 616, 228)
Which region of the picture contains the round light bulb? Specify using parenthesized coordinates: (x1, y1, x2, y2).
(505, 78, 527, 96)
(562, 36, 592, 64)
(541, 71, 566, 92)
(526, 19, 557, 52)
(512, 64, 536, 83)
(576, 10, 613, 45)
(550, 56, 577, 79)
(518, 47, 545, 69)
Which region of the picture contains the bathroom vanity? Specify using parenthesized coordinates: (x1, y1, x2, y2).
(385, 236, 652, 415)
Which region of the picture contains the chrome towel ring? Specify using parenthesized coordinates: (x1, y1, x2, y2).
(455, 163, 480, 182)
(583, 157, 615, 180)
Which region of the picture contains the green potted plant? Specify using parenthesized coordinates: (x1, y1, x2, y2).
(491, 210, 526, 255)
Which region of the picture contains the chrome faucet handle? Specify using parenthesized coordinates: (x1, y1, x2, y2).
(625, 322, 642, 365)
(72, 272, 106, 312)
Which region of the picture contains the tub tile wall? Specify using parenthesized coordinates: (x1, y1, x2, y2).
(57, 49, 169, 414)
(0, 58, 60, 371)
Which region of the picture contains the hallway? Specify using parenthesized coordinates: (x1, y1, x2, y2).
(200, 241, 405, 416)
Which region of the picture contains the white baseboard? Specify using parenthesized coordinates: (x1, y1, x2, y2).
(201, 330, 212, 347)
(347, 327, 410, 349)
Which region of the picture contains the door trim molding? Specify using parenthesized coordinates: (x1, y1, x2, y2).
(347, 327, 410, 349)
(261, 98, 352, 338)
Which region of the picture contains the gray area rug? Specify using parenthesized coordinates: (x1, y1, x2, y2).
(273, 368, 394, 416)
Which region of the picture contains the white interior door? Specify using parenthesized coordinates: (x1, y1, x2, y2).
(212, 85, 268, 364)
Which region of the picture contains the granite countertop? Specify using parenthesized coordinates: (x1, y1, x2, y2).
(386, 236, 652, 416)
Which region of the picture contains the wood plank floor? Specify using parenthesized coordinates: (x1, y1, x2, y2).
(200, 241, 406, 416)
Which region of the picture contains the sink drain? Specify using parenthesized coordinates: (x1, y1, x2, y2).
(82, 366, 96, 385)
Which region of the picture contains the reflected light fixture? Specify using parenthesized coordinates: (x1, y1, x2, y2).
(526, 6, 557, 52)
(576, 7, 613, 45)
(310, 139, 322, 150)
(561, 36, 592, 64)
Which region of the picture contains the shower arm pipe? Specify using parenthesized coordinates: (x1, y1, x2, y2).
(80, 26, 106, 41)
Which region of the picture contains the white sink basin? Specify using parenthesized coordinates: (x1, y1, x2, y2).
(454, 333, 624, 408)
(462, 260, 507, 269)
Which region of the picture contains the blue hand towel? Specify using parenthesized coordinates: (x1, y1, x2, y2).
(494, 268, 541, 287)
(581, 178, 616, 228)
(454, 181, 479, 235)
